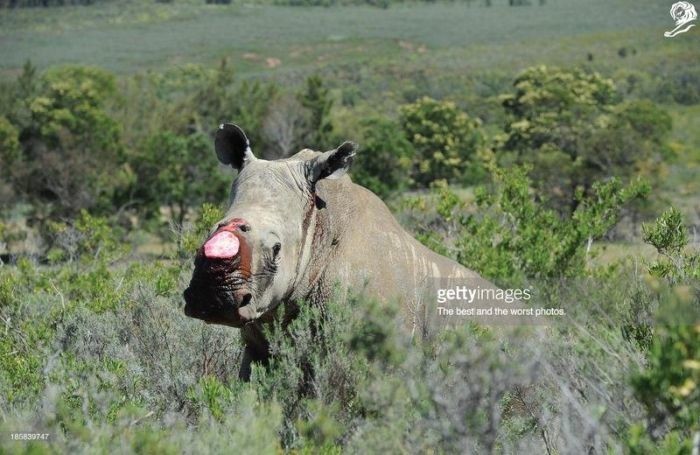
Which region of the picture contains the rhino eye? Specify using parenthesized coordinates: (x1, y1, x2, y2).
(272, 243, 282, 257)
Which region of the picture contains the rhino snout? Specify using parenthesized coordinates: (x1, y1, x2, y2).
(183, 224, 255, 328)
(183, 281, 255, 328)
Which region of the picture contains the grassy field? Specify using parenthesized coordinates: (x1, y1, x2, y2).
(1, 0, 695, 79)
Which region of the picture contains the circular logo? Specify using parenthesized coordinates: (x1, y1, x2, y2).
(665, 1, 697, 37)
(671, 1, 697, 25)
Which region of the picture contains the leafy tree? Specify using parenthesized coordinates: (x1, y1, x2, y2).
(350, 117, 415, 199)
(132, 131, 229, 227)
(116, 61, 278, 231)
(399, 97, 484, 187)
(655, 66, 700, 106)
(0, 117, 21, 207)
(183, 60, 275, 139)
(183, 59, 236, 132)
(129, 60, 277, 156)
(298, 75, 334, 150)
(501, 66, 671, 214)
(3, 65, 128, 225)
(227, 80, 278, 157)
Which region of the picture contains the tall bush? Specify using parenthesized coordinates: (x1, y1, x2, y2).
(2, 65, 129, 224)
(399, 96, 485, 187)
(501, 66, 671, 214)
(131, 131, 229, 227)
(350, 117, 415, 199)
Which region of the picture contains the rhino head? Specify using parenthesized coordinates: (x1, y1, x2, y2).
(183, 123, 356, 328)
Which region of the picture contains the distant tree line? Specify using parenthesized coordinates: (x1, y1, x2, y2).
(0, 61, 361, 237)
(0, 0, 549, 9)
(0, 0, 108, 7)
(0, 59, 674, 251)
(269, 0, 547, 7)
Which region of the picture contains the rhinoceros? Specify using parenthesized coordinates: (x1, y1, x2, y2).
(183, 123, 494, 379)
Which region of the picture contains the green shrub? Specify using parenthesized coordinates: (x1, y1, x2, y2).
(501, 66, 670, 215)
(632, 323, 700, 435)
(623, 207, 700, 451)
(350, 116, 415, 199)
(298, 75, 335, 150)
(0, 259, 59, 404)
(643, 207, 700, 285)
(1, 64, 130, 226)
(655, 65, 700, 106)
(400, 96, 485, 187)
(45, 210, 127, 264)
(132, 131, 229, 227)
(1, 228, 687, 453)
(404, 165, 649, 284)
(178, 202, 224, 257)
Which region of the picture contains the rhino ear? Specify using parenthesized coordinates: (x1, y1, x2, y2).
(215, 123, 256, 170)
(308, 141, 357, 185)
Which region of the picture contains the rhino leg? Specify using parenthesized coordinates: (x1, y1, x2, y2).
(238, 346, 254, 381)
(238, 327, 271, 381)
(238, 345, 272, 381)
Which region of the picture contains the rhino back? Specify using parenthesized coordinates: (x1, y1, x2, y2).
(315, 178, 483, 307)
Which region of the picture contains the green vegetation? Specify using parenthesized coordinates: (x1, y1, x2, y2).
(408, 167, 650, 284)
(500, 66, 671, 214)
(351, 116, 414, 198)
(1, 0, 698, 452)
(626, 209, 700, 453)
(298, 75, 335, 150)
(0, 65, 126, 223)
(400, 96, 485, 186)
(1, 179, 698, 453)
(133, 131, 227, 227)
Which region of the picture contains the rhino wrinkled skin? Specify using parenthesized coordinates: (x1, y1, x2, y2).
(183, 123, 493, 380)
